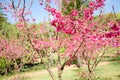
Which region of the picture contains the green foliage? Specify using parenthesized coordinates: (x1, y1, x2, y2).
(0, 9, 21, 39)
(0, 57, 8, 69)
(60, 47, 65, 53)
(0, 7, 7, 28)
(0, 23, 21, 39)
(0, 57, 12, 75)
(62, 0, 89, 15)
(116, 13, 120, 19)
(21, 63, 45, 72)
(109, 56, 120, 61)
(0, 13, 7, 27)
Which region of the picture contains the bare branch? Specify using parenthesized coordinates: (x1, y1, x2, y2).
(12, 0, 15, 9)
(16, 0, 21, 8)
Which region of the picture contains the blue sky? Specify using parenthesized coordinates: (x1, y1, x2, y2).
(6, 0, 120, 23)
(94, 0, 120, 15)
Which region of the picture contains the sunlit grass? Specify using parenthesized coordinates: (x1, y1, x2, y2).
(1, 61, 120, 80)
(95, 61, 120, 80)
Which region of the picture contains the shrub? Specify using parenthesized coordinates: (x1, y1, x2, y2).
(0, 57, 13, 75)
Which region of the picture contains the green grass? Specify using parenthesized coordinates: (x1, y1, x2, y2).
(1, 61, 120, 80)
(0, 66, 78, 80)
(95, 61, 120, 80)
(28, 69, 77, 80)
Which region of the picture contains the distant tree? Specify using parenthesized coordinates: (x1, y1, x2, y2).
(0, 6, 7, 28)
(62, 0, 89, 15)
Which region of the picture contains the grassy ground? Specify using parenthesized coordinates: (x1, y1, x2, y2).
(0, 60, 120, 80)
(0, 65, 78, 80)
(95, 61, 120, 80)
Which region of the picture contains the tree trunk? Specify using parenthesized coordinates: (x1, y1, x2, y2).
(88, 60, 93, 80)
(88, 71, 93, 80)
(46, 67, 56, 80)
(5, 68, 8, 80)
(58, 67, 62, 80)
(14, 61, 19, 80)
(58, 53, 62, 80)
(77, 54, 81, 68)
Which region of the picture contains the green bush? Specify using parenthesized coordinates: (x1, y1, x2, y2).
(0, 57, 12, 75)
(21, 63, 45, 72)
(109, 56, 120, 61)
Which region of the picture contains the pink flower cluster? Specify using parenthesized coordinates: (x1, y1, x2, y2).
(83, 7, 93, 20)
(84, 0, 105, 20)
(105, 22, 120, 38)
(46, 0, 106, 34)
(89, 0, 105, 9)
(32, 39, 52, 50)
(16, 23, 24, 28)
(113, 42, 120, 47)
(46, 8, 83, 34)
(105, 21, 120, 47)
(71, 9, 79, 16)
(0, 38, 26, 60)
(46, 0, 51, 3)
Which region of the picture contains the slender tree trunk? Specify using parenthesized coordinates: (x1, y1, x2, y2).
(88, 71, 93, 80)
(77, 54, 81, 68)
(5, 60, 8, 80)
(49, 33, 53, 66)
(88, 60, 93, 80)
(116, 46, 120, 55)
(58, 68, 62, 80)
(5, 68, 8, 80)
(14, 60, 19, 80)
(58, 0, 63, 79)
(46, 67, 56, 80)
(57, 54, 62, 80)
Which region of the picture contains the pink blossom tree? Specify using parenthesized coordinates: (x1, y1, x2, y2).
(2, 0, 58, 80)
(45, 0, 120, 79)
(0, 37, 27, 80)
